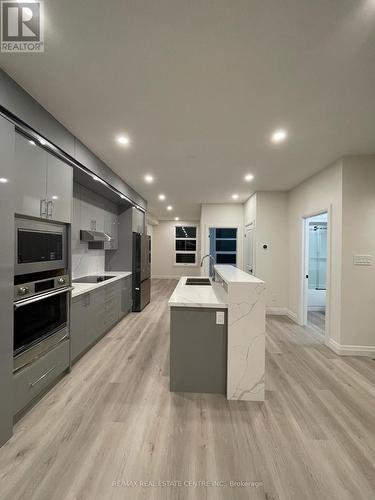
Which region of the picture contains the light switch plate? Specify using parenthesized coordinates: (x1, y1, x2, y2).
(353, 255, 372, 266)
(216, 311, 225, 325)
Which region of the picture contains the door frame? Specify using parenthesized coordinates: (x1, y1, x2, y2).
(244, 221, 256, 275)
(299, 206, 332, 344)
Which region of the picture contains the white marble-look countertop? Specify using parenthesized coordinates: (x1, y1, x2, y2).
(71, 271, 132, 298)
(214, 264, 264, 284)
(168, 276, 228, 308)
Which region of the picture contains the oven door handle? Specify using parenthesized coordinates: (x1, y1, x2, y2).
(14, 286, 73, 309)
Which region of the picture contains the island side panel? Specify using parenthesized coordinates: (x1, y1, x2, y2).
(170, 307, 227, 394)
(226, 281, 266, 401)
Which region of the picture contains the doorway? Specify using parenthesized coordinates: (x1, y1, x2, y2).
(303, 212, 328, 335)
(244, 223, 254, 275)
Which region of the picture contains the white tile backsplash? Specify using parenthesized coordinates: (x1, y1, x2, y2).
(72, 183, 106, 279)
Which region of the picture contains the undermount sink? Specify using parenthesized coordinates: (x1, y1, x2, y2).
(185, 278, 211, 286)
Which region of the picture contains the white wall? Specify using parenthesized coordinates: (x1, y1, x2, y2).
(152, 220, 201, 278)
(287, 161, 343, 343)
(200, 204, 244, 275)
(72, 183, 106, 278)
(251, 192, 289, 312)
(341, 156, 375, 348)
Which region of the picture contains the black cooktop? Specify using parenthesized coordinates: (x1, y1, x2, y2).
(72, 275, 116, 284)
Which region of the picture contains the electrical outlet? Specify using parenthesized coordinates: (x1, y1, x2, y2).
(216, 311, 225, 325)
(353, 255, 372, 266)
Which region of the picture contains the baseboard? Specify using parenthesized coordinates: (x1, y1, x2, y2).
(266, 307, 288, 316)
(266, 307, 300, 325)
(286, 309, 299, 323)
(328, 338, 375, 357)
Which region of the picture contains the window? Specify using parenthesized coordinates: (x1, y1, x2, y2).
(209, 227, 237, 266)
(175, 226, 197, 266)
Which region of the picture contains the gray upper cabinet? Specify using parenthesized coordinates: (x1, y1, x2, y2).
(14, 133, 47, 218)
(104, 200, 119, 250)
(46, 154, 73, 223)
(14, 132, 72, 223)
(132, 207, 145, 234)
(79, 184, 105, 232)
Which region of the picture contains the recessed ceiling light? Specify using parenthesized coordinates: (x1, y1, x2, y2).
(174, 217, 179, 221)
(271, 129, 288, 144)
(158, 194, 166, 201)
(29, 140, 36, 145)
(244, 173, 254, 182)
(51, 195, 59, 200)
(117, 135, 130, 146)
(144, 174, 154, 183)
(166, 205, 173, 211)
(0, 177, 8, 183)
(232, 194, 239, 200)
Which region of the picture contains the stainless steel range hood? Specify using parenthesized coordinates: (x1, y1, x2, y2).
(80, 230, 112, 249)
(80, 230, 112, 242)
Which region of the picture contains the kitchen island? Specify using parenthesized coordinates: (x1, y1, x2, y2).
(168, 265, 266, 401)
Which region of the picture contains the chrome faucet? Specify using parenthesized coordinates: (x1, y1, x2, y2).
(200, 254, 216, 280)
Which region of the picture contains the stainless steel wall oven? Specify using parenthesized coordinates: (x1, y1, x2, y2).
(14, 286, 71, 371)
(13, 217, 71, 372)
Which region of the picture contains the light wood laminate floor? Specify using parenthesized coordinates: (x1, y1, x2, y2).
(0, 279, 374, 500)
(308, 310, 326, 332)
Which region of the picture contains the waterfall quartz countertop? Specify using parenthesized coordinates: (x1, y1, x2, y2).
(168, 265, 263, 308)
(71, 271, 132, 298)
(168, 264, 266, 402)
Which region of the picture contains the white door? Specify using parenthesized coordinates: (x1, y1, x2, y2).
(244, 223, 254, 275)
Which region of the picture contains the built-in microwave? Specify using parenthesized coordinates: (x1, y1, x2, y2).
(15, 217, 67, 276)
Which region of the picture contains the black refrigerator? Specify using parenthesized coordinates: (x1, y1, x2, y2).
(132, 233, 151, 311)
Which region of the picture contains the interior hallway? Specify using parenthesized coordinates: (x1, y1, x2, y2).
(0, 280, 374, 500)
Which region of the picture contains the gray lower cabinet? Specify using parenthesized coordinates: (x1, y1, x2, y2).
(170, 307, 227, 394)
(71, 288, 105, 362)
(120, 276, 132, 318)
(13, 340, 69, 416)
(71, 278, 131, 362)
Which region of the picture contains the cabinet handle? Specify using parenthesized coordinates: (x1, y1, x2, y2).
(30, 365, 57, 388)
(47, 200, 53, 218)
(40, 199, 47, 217)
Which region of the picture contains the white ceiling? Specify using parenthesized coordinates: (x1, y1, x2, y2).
(1, 0, 375, 220)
